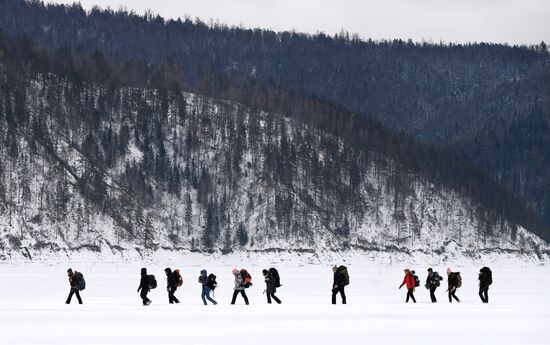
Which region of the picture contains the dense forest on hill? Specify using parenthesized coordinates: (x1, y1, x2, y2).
(0, 0, 548, 236)
(0, 30, 547, 260)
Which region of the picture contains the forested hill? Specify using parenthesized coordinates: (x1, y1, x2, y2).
(1, 0, 548, 241)
(0, 32, 547, 260)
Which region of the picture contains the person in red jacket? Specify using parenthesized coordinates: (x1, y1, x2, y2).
(399, 269, 417, 303)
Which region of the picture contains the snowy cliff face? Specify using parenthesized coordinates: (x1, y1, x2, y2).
(0, 73, 547, 261)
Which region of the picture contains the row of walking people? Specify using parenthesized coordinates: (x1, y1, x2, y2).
(398, 267, 493, 303)
(64, 265, 492, 305)
(65, 266, 282, 305)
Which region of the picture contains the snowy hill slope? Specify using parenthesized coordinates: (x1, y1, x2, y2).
(0, 68, 547, 261)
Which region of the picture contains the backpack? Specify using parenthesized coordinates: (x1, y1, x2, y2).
(433, 272, 442, 287)
(269, 268, 281, 288)
(173, 269, 183, 287)
(339, 265, 350, 286)
(75, 272, 86, 291)
(207, 274, 217, 290)
(413, 274, 420, 288)
(240, 269, 252, 288)
(147, 275, 157, 289)
(453, 272, 462, 288)
(481, 267, 493, 286)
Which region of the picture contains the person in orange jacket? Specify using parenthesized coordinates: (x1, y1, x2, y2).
(399, 268, 417, 303)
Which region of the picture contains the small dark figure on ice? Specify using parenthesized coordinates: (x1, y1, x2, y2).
(446, 268, 462, 303)
(165, 268, 182, 304)
(425, 268, 443, 303)
(137, 268, 155, 306)
(332, 265, 349, 304)
(262, 268, 282, 304)
(478, 267, 492, 303)
(65, 268, 85, 304)
(198, 269, 218, 305)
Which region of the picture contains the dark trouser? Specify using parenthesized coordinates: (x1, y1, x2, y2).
(479, 287, 489, 303)
(231, 289, 249, 305)
(140, 289, 150, 305)
(406, 288, 416, 303)
(429, 287, 437, 303)
(66, 287, 82, 304)
(168, 288, 179, 304)
(202, 286, 218, 305)
(448, 288, 460, 302)
(267, 292, 281, 304)
(332, 286, 346, 304)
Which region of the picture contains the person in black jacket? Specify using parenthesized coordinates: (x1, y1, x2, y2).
(65, 268, 83, 304)
(478, 267, 492, 303)
(165, 268, 180, 304)
(447, 268, 461, 303)
(331, 265, 347, 304)
(262, 269, 282, 304)
(425, 268, 441, 303)
(137, 268, 151, 306)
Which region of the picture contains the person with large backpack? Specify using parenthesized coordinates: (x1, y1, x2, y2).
(262, 268, 282, 304)
(331, 265, 349, 304)
(478, 267, 492, 303)
(399, 268, 417, 303)
(230, 268, 250, 305)
(198, 269, 218, 305)
(65, 268, 84, 304)
(137, 268, 153, 306)
(446, 268, 462, 303)
(425, 268, 443, 303)
(165, 268, 180, 304)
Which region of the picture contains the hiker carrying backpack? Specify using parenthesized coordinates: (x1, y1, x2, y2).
(231, 268, 250, 305)
(65, 268, 83, 305)
(138, 268, 153, 306)
(479, 267, 492, 303)
(446, 269, 461, 303)
(262, 268, 282, 304)
(332, 265, 347, 304)
(198, 270, 218, 305)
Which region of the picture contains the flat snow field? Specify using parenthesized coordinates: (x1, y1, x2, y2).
(0, 259, 548, 345)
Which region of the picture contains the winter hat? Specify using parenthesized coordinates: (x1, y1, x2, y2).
(332, 265, 338, 272)
(141, 268, 147, 275)
(446, 268, 452, 275)
(427, 268, 433, 273)
(232, 268, 239, 275)
(165, 267, 172, 274)
(67, 268, 73, 275)
(200, 269, 207, 276)
(262, 269, 268, 275)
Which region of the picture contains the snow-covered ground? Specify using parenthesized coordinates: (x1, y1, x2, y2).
(0, 255, 548, 345)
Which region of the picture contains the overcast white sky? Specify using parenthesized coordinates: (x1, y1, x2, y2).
(46, 0, 549, 45)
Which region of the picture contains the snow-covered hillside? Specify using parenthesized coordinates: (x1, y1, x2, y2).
(0, 71, 548, 261)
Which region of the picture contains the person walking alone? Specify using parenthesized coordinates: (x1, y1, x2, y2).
(399, 268, 416, 303)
